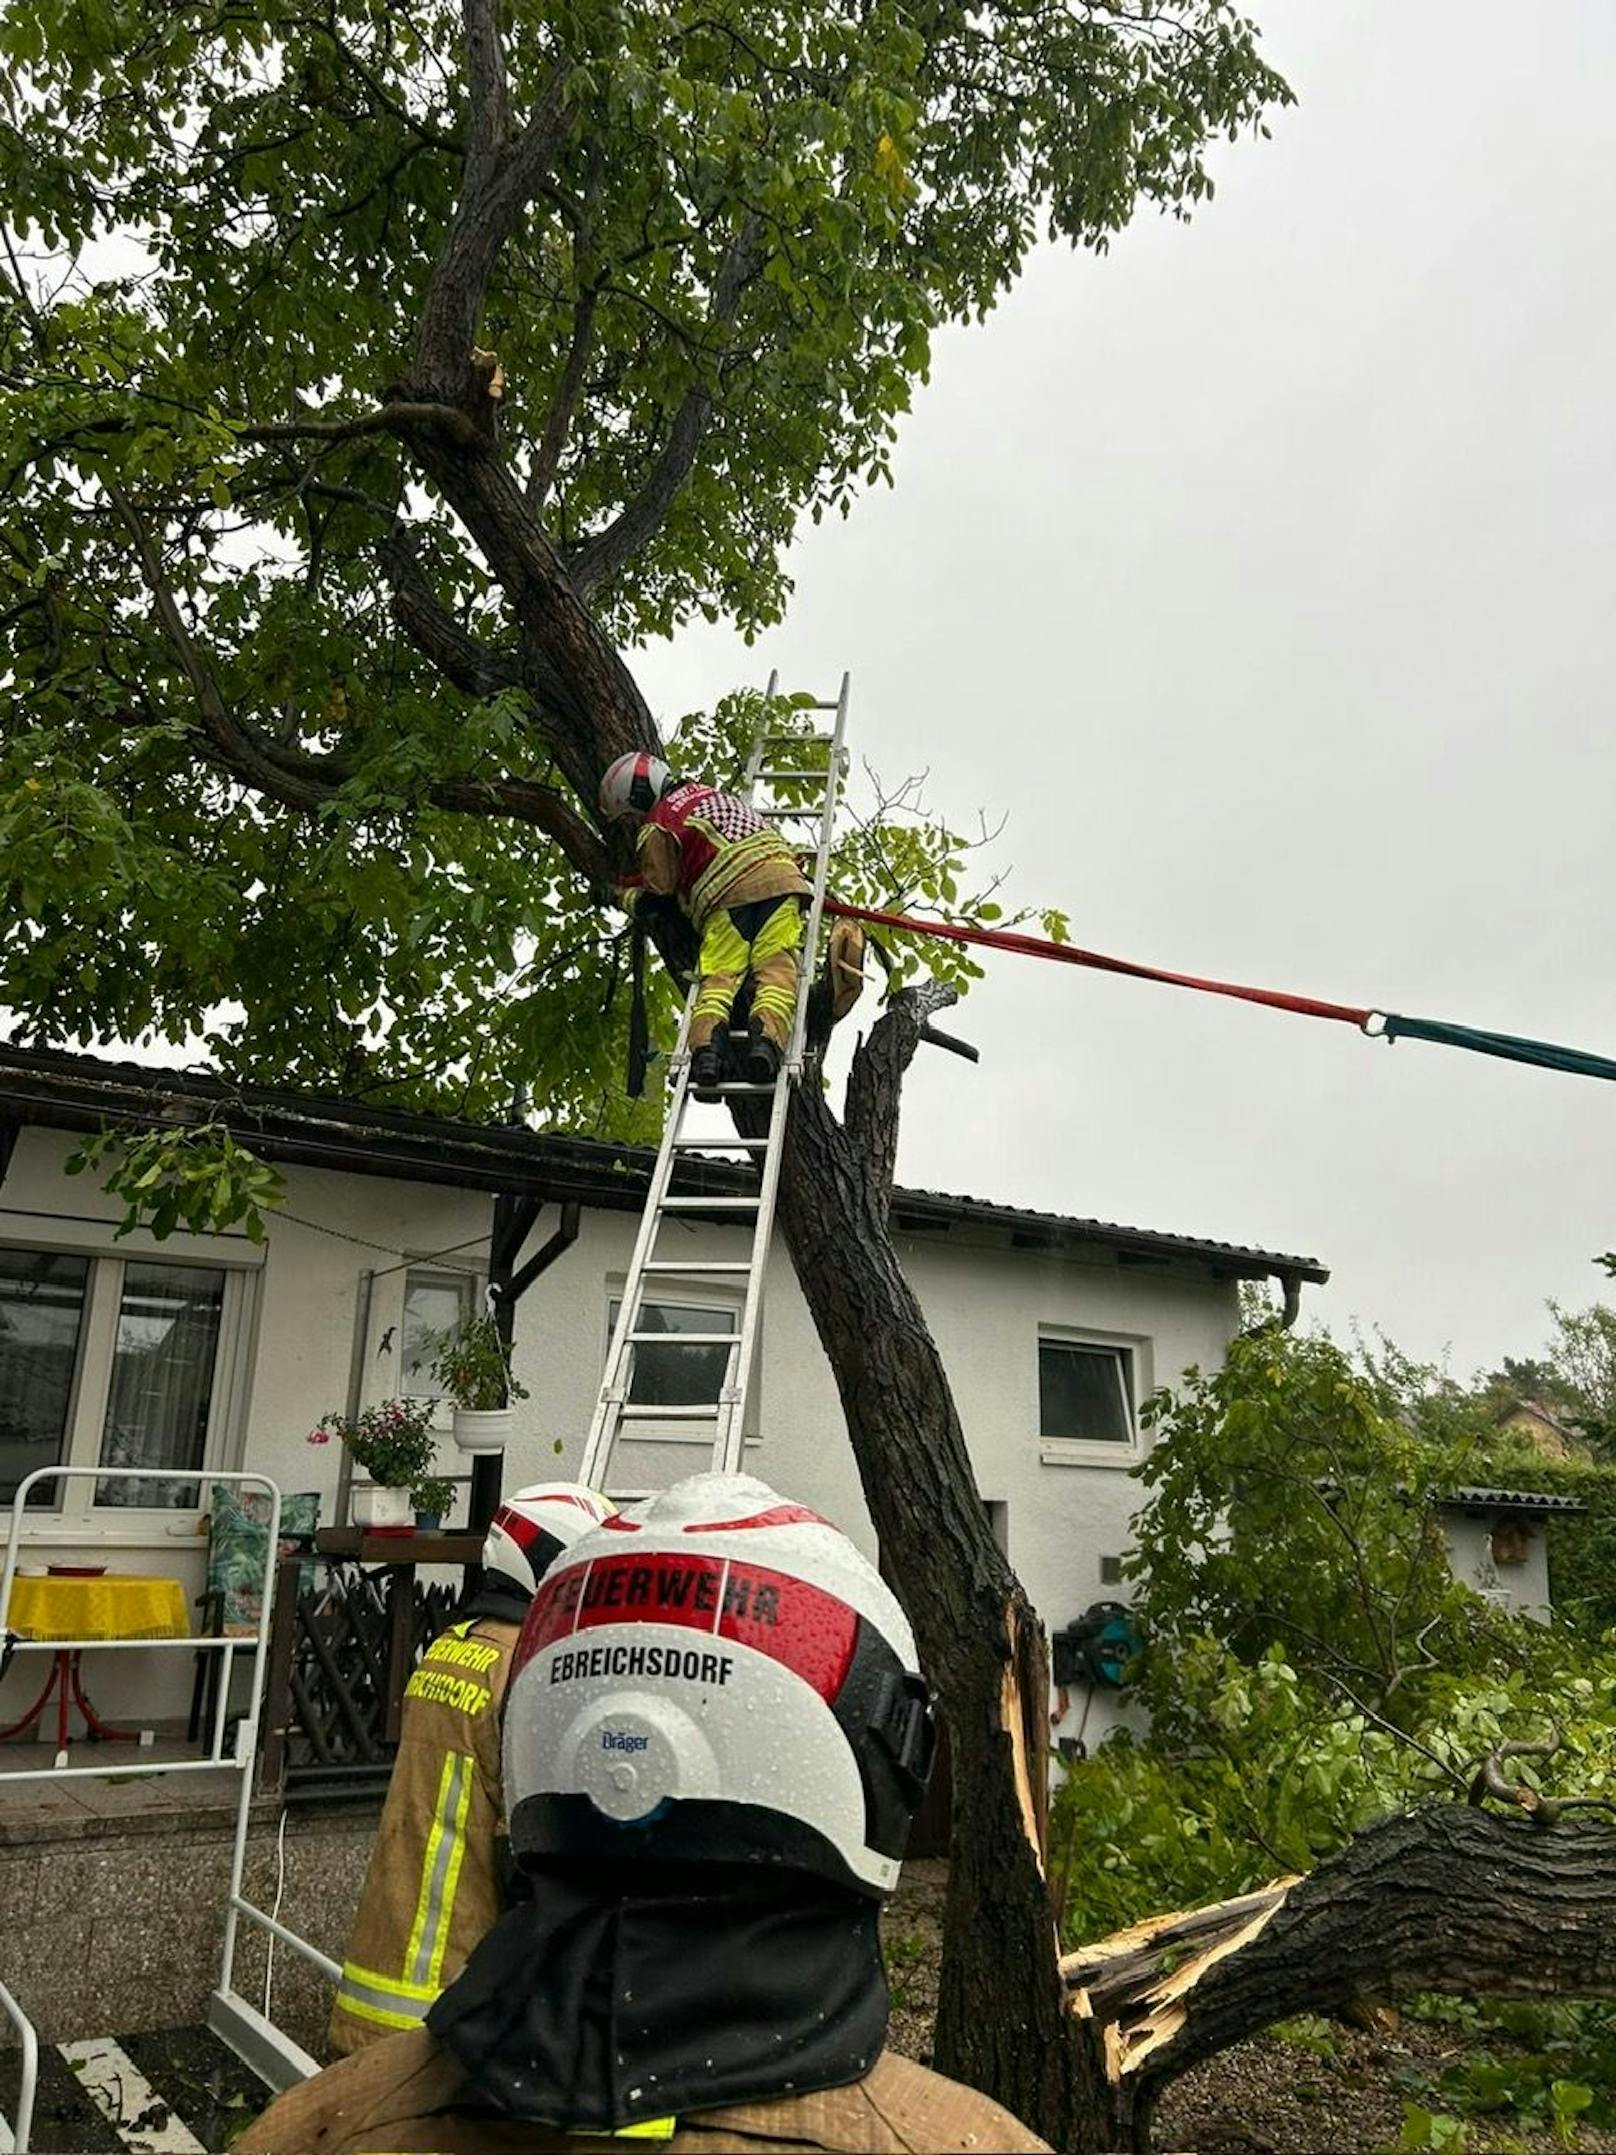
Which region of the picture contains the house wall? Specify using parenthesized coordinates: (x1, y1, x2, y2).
(0, 1129, 490, 1726)
(2, 1123, 1241, 1746)
(1438, 1512, 1553, 1622)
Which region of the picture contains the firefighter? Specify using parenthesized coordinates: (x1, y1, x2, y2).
(599, 751, 812, 1093)
(325, 1481, 616, 2059)
(242, 1473, 1051, 2153)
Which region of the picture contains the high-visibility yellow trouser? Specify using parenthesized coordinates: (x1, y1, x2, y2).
(690, 897, 804, 1052)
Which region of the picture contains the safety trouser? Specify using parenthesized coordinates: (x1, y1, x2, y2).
(690, 893, 806, 1052)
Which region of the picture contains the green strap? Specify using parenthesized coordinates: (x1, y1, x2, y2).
(1380, 1012, 1616, 1085)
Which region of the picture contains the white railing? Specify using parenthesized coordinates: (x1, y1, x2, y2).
(0, 1975, 37, 2155)
(0, 1468, 331, 2148)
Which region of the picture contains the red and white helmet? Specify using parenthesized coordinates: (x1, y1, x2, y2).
(598, 751, 671, 821)
(504, 1473, 935, 1899)
(482, 1483, 619, 1601)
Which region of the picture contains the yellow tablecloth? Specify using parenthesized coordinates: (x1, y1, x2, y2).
(5, 1573, 190, 1641)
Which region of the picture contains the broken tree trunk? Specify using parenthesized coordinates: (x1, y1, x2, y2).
(1067, 1804, 1616, 2150)
(753, 986, 1116, 2151)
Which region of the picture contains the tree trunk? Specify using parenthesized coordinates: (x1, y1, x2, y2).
(768, 1054, 1115, 2151)
(1094, 1805, 1616, 2148)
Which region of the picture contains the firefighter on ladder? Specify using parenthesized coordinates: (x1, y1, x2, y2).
(599, 751, 815, 1094)
(326, 1481, 616, 2057)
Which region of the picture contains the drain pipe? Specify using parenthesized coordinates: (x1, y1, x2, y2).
(334, 1268, 375, 1528)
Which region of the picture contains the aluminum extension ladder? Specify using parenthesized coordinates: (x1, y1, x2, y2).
(578, 674, 851, 1497)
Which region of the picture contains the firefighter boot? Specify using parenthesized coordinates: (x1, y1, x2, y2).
(745, 1020, 782, 1088)
(689, 1042, 724, 1101)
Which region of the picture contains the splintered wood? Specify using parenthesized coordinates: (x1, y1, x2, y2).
(1061, 1877, 1299, 2079)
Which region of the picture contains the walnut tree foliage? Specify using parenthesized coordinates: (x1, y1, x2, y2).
(0, 0, 1288, 1127)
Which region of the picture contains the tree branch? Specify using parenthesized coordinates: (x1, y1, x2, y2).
(111, 479, 611, 879)
(526, 281, 598, 511)
(1110, 1805, 1616, 2135)
(242, 401, 481, 448)
(567, 217, 763, 594)
(394, 427, 657, 799)
(427, 772, 610, 881)
(376, 524, 520, 700)
(844, 978, 959, 1194)
(414, 2, 571, 397)
(108, 480, 339, 809)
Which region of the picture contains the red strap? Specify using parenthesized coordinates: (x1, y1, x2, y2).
(824, 900, 1372, 1028)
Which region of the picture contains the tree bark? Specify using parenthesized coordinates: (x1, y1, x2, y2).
(761, 1002, 1114, 2151)
(1088, 1805, 1616, 2148)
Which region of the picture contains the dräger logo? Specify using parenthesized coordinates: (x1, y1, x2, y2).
(601, 1730, 650, 1753)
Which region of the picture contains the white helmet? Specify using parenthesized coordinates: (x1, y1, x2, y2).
(482, 1482, 618, 1601)
(598, 751, 671, 821)
(503, 1473, 935, 1899)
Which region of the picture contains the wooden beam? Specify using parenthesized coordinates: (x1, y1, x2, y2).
(508, 1199, 581, 1303)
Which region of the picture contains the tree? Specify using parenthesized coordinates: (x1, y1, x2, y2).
(1055, 1326, 1616, 2145)
(0, 4, 1291, 2140)
(1130, 1327, 1492, 1731)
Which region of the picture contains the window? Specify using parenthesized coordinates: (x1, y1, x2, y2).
(0, 1242, 254, 1523)
(96, 1262, 226, 1508)
(609, 1297, 738, 1409)
(1038, 1334, 1139, 1464)
(402, 1267, 479, 1406)
(0, 1249, 90, 1507)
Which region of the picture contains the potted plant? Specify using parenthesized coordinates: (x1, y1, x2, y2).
(429, 1309, 528, 1455)
(309, 1398, 439, 1532)
(410, 1475, 456, 1532)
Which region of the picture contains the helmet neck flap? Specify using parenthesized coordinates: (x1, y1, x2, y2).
(427, 1862, 887, 2133)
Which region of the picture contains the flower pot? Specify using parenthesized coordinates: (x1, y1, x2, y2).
(413, 1511, 443, 1532)
(352, 1484, 413, 1533)
(452, 1407, 513, 1455)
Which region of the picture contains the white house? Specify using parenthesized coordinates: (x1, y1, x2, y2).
(0, 1041, 1328, 1745)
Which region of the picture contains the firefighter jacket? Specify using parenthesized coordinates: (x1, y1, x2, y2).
(327, 1616, 519, 2058)
(235, 2031, 1054, 2153)
(623, 783, 808, 932)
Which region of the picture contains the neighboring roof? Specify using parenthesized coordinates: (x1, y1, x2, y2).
(1437, 1486, 1589, 1519)
(1495, 1397, 1586, 1439)
(0, 1040, 1327, 1288)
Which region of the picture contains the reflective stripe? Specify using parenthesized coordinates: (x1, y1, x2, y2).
(690, 831, 798, 922)
(405, 1750, 472, 1987)
(567, 2120, 679, 2142)
(333, 1962, 438, 2032)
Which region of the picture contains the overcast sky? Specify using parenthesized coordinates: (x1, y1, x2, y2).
(633, 0, 1616, 1380)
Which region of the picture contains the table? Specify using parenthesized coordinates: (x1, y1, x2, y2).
(1, 1573, 190, 1764)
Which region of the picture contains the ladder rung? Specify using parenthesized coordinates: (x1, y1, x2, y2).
(619, 1403, 721, 1421)
(711, 1080, 776, 1094)
(658, 1194, 758, 1211)
(670, 1135, 769, 1151)
(624, 1330, 737, 1346)
(758, 804, 819, 819)
(642, 1261, 754, 1274)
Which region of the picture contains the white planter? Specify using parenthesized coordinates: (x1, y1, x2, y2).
(352, 1484, 413, 1532)
(452, 1407, 514, 1455)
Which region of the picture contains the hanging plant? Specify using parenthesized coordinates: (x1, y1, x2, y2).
(428, 1309, 529, 1412)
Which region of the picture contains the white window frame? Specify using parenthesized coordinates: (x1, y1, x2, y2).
(0, 1228, 261, 1545)
(604, 1278, 762, 1446)
(1036, 1326, 1149, 1469)
(400, 1262, 484, 1431)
